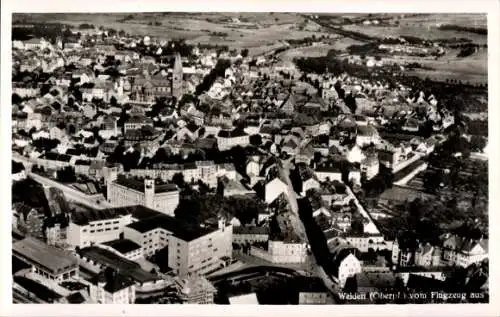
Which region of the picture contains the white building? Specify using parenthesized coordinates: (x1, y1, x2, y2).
(107, 175, 179, 217)
(329, 238, 362, 287)
(125, 215, 233, 277)
(216, 129, 250, 151)
(264, 177, 288, 204)
(250, 239, 307, 264)
(360, 156, 379, 181)
(67, 207, 133, 248)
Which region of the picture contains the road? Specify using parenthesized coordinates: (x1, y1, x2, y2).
(276, 159, 309, 244)
(27, 172, 110, 210)
(277, 159, 339, 300)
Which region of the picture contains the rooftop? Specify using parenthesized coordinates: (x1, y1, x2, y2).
(92, 270, 136, 293)
(79, 247, 158, 284)
(126, 214, 216, 242)
(13, 237, 78, 275)
(233, 226, 270, 235)
(71, 206, 131, 226)
(113, 176, 178, 194)
(103, 239, 142, 254)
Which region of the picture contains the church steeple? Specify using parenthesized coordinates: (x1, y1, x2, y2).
(172, 53, 183, 101)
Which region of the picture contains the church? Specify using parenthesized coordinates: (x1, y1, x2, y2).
(130, 53, 184, 105)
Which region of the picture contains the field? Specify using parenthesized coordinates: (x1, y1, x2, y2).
(382, 47, 488, 84)
(15, 13, 331, 51)
(335, 13, 487, 45)
(14, 13, 487, 83)
(342, 23, 487, 44)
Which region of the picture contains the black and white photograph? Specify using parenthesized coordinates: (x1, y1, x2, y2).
(1, 0, 499, 316)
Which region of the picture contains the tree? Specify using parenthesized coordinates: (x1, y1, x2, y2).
(344, 275, 358, 293)
(56, 166, 77, 183)
(216, 180, 225, 197)
(249, 134, 262, 147)
(110, 96, 117, 107)
(241, 48, 249, 58)
(172, 172, 185, 188)
(12, 93, 22, 105)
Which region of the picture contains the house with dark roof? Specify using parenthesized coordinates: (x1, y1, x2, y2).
(88, 268, 136, 304)
(441, 233, 488, 268)
(216, 128, 250, 151)
(13, 237, 79, 281)
(233, 226, 270, 244)
(328, 237, 362, 287)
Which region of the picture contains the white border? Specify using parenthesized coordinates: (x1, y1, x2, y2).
(1, 0, 499, 316)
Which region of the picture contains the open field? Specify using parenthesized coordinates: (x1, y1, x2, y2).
(391, 13, 487, 28)
(342, 23, 487, 44)
(382, 47, 487, 83)
(276, 37, 364, 62)
(14, 13, 331, 50)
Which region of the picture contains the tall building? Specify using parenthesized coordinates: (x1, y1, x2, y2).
(107, 175, 179, 216)
(67, 206, 133, 248)
(124, 216, 233, 276)
(171, 53, 183, 101)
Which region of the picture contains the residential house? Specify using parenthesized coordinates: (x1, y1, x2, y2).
(356, 125, 380, 147)
(233, 226, 270, 245)
(441, 233, 488, 268)
(124, 116, 154, 132)
(360, 155, 379, 181)
(414, 243, 441, 267)
(216, 129, 249, 151)
(315, 162, 343, 182)
(89, 269, 136, 304)
(329, 237, 362, 287)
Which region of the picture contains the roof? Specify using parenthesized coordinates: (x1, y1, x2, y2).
(42, 152, 72, 162)
(71, 206, 131, 226)
(217, 129, 248, 138)
(13, 237, 78, 275)
(65, 292, 86, 304)
(92, 270, 136, 293)
(233, 226, 270, 235)
(406, 274, 445, 291)
(79, 247, 158, 284)
(126, 214, 216, 242)
(442, 234, 488, 253)
(357, 125, 378, 136)
(126, 115, 154, 125)
(103, 239, 142, 254)
(113, 176, 178, 194)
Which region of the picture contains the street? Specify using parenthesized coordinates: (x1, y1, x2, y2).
(28, 172, 110, 210)
(277, 158, 340, 300)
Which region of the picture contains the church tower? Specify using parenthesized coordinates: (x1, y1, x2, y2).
(172, 53, 183, 101)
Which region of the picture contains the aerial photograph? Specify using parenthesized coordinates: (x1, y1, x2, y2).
(10, 12, 488, 305)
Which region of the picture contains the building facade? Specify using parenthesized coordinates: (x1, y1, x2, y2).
(107, 176, 179, 216)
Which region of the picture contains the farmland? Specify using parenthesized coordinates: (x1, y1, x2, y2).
(15, 12, 487, 83)
(14, 12, 332, 51)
